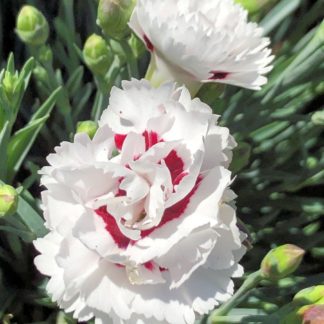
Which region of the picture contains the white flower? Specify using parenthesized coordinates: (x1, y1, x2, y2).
(34, 79, 246, 324)
(129, 0, 273, 92)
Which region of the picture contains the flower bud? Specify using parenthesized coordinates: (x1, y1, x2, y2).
(83, 34, 112, 76)
(76, 121, 98, 139)
(311, 111, 324, 126)
(33, 65, 49, 85)
(294, 286, 324, 306)
(97, 0, 136, 40)
(129, 33, 146, 59)
(16, 5, 49, 46)
(38, 45, 53, 65)
(260, 244, 305, 281)
(2, 71, 19, 100)
(0, 184, 18, 218)
(299, 305, 324, 323)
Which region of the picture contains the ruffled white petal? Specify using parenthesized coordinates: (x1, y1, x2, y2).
(130, 0, 273, 90)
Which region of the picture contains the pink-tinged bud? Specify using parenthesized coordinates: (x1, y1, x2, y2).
(261, 244, 305, 280)
(0, 184, 18, 218)
(299, 305, 324, 324)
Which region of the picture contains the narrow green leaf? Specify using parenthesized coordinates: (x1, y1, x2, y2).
(0, 225, 35, 242)
(6, 53, 15, 74)
(66, 66, 84, 98)
(250, 121, 289, 142)
(16, 195, 47, 237)
(260, 0, 302, 35)
(0, 121, 10, 180)
(0, 288, 16, 318)
(30, 86, 62, 122)
(263, 21, 324, 102)
(7, 115, 49, 181)
(15, 57, 35, 94)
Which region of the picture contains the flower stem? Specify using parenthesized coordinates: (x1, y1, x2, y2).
(209, 270, 263, 320)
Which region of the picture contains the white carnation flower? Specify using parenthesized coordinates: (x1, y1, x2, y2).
(34, 79, 246, 324)
(129, 0, 273, 92)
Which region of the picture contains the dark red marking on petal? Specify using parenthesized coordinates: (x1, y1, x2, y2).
(159, 266, 168, 272)
(143, 34, 154, 52)
(208, 71, 229, 80)
(114, 134, 127, 150)
(95, 206, 131, 249)
(144, 261, 155, 271)
(141, 176, 202, 238)
(143, 130, 159, 150)
(173, 172, 188, 186)
(163, 150, 185, 185)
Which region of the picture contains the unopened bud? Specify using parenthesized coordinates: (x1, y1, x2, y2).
(0, 184, 18, 218)
(38, 45, 53, 65)
(97, 0, 136, 40)
(261, 244, 305, 280)
(311, 111, 324, 126)
(16, 5, 49, 46)
(294, 286, 324, 306)
(2, 71, 19, 100)
(76, 121, 98, 139)
(83, 34, 112, 76)
(129, 33, 146, 59)
(299, 305, 324, 324)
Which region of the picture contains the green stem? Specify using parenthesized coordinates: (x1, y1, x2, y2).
(210, 271, 263, 319)
(30, 45, 74, 134)
(120, 39, 139, 79)
(92, 90, 104, 122)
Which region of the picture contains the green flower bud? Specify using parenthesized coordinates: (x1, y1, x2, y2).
(311, 110, 324, 126)
(16, 5, 49, 45)
(0, 184, 18, 218)
(2, 71, 19, 100)
(97, 0, 136, 40)
(294, 286, 324, 306)
(38, 45, 53, 65)
(305, 157, 319, 170)
(33, 65, 49, 85)
(129, 33, 146, 59)
(83, 34, 112, 76)
(76, 121, 98, 139)
(260, 244, 305, 281)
